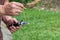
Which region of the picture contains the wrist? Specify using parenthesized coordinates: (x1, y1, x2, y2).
(0, 5, 5, 15)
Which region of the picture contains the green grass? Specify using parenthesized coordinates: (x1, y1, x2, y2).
(13, 8, 60, 40)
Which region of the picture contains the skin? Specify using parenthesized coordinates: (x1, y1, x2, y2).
(0, 0, 24, 33)
(2, 15, 20, 33)
(0, 0, 24, 15)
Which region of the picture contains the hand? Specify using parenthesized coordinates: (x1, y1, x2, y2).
(3, 2, 24, 16)
(2, 16, 20, 33)
(7, 18, 20, 33)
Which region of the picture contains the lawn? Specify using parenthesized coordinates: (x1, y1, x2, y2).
(13, 8, 60, 40)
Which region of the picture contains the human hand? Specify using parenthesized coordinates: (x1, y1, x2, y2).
(2, 16, 20, 33)
(3, 2, 24, 16)
(7, 18, 20, 33)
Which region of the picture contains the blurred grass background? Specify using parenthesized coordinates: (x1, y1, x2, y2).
(13, 8, 60, 40)
(9, 0, 60, 40)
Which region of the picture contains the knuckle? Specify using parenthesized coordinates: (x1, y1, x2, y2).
(11, 3, 15, 7)
(20, 4, 24, 7)
(13, 13, 18, 15)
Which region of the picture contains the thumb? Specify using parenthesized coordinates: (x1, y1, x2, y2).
(12, 18, 18, 23)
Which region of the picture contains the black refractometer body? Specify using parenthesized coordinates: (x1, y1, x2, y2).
(8, 20, 29, 27)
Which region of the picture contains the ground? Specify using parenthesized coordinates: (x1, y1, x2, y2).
(13, 8, 60, 40)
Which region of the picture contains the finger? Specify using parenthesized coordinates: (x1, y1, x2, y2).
(13, 7, 23, 11)
(11, 4, 23, 11)
(10, 30, 14, 33)
(9, 9, 22, 16)
(12, 26, 17, 30)
(11, 29, 16, 32)
(15, 9, 22, 13)
(12, 9, 22, 13)
(12, 18, 18, 23)
(11, 2, 24, 8)
(10, 26, 17, 31)
(16, 26, 20, 29)
(9, 26, 20, 33)
(9, 12, 19, 16)
(11, 26, 17, 30)
(10, 10, 22, 15)
(15, 26, 20, 31)
(10, 29, 16, 33)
